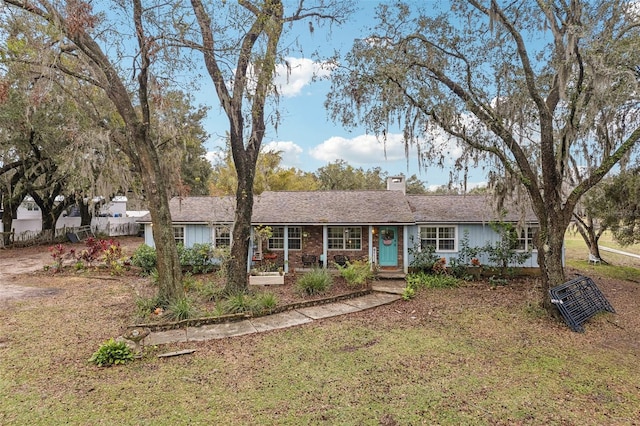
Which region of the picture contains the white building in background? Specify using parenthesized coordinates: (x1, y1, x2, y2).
(0, 195, 147, 237)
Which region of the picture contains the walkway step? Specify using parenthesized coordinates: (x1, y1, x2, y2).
(250, 310, 313, 332)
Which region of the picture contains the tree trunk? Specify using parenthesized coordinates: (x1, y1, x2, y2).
(1, 205, 15, 246)
(79, 199, 91, 227)
(573, 214, 603, 259)
(225, 159, 255, 295)
(536, 218, 569, 316)
(136, 135, 184, 305)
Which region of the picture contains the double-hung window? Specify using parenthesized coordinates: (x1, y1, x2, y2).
(173, 226, 185, 245)
(517, 226, 537, 251)
(328, 227, 361, 250)
(420, 225, 456, 252)
(268, 226, 302, 250)
(214, 226, 231, 247)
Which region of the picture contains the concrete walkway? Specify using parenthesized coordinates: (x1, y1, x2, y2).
(600, 246, 640, 260)
(143, 288, 403, 346)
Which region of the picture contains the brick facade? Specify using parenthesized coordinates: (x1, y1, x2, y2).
(252, 225, 404, 270)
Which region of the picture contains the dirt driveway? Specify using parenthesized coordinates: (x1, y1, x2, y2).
(0, 237, 144, 302)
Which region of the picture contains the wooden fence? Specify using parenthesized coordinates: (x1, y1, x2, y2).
(1, 221, 140, 248)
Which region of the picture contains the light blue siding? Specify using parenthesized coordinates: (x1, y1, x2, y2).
(407, 223, 541, 268)
(143, 224, 212, 248)
(144, 224, 154, 247)
(186, 225, 212, 246)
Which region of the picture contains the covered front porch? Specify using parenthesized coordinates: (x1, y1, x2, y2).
(248, 224, 409, 275)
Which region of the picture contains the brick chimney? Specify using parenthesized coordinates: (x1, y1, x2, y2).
(386, 175, 406, 194)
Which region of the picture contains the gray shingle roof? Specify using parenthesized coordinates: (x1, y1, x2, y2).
(252, 190, 415, 224)
(407, 194, 537, 223)
(137, 196, 235, 223)
(137, 192, 537, 225)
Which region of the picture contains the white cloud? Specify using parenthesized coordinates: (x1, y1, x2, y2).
(262, 141, 304, 168)
(309, 131, 464, 168)
(273, 57, 334, 97)
(309, 133, 408, 165)
(228, 57, 334, 99)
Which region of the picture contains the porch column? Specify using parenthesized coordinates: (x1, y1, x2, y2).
(368, 225, 374, 268)
(403, 226, 409, 274)
(247, 227, 255, 273)
(284, 226, 289, 273)
(322, 225, 328, 268)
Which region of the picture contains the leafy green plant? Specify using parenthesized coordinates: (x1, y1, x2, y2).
(149, 268, 159, 286)
(336, 259, 375, 288)
(196, 280, 224, 302)
(488, 275, 508, 288)
(402, 286, 415, 300)
(223, 292, 255, 314)
(131, 244, 157, 274)
(181, 273, 199, 292)
(448, 231, 484, 278)
(296, 268, 333, 296)
(166, 297, 198, 321)
(135, 296, 163, 320)
(406, 271, 459, 290)
(179, 243, 216, 273)
(102, 240, 123, 264)
(483, 222, 532, 276)
(408, 237, 439, 272)
(89, 338, 134, 367)
(253, 292, 278, 315)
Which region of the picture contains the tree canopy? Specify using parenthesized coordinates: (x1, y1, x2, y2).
(327, 0, 640, 313)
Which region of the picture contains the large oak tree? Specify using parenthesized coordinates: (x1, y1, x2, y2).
(186, 0, 351, 294)
(2, 0, 185, 303)
(327, 1, 640, 313)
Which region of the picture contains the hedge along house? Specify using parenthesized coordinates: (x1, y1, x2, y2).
(138, 176, 542, 274)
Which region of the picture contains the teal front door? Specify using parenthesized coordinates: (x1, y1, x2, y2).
(378, 227, 398, 267)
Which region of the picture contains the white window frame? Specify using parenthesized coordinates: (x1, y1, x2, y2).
(327, 226, 362, 250)
(517, 226, 538, 252)
(173, 226, 185, 245)
(419, 225, 457, 252)
(268, 226, 302, 251)
(214, 225, 231, 248)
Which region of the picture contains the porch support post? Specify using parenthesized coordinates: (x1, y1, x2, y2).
(284, 225, 289, 273)
(322, 225, 328, 268)
(368, 225, 374, 269)
(247, 227, 254, 273)
(403, 226, 409, 274)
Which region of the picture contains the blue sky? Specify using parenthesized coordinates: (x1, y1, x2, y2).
(196, 1, 479, 190)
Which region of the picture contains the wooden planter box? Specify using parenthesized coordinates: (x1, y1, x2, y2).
(249, 273, 285, 286)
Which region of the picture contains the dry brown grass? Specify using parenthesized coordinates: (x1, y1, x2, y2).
(1, 236, 639, 425)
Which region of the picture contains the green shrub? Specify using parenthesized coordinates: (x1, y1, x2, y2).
(131, 244, 157, 274)
(196, 280, 225, 302)
(296, 268, 333, 296)
(149, 269, 159, 286)
(406, 271, 460, 290)
(135, 296, 162, 319)
(179, 243, 216, 273)
(337, 259, 375, 288)
(166, 297, 198, 321)
(181, 273, 199, 292)
(223, 292, 255, 314)
(408, 239, 439, 271)
(402, 286, 416, 300)
(253, 292, 278, 315)
(482, 222, 532, 276)
(89, 338, 134, 367)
